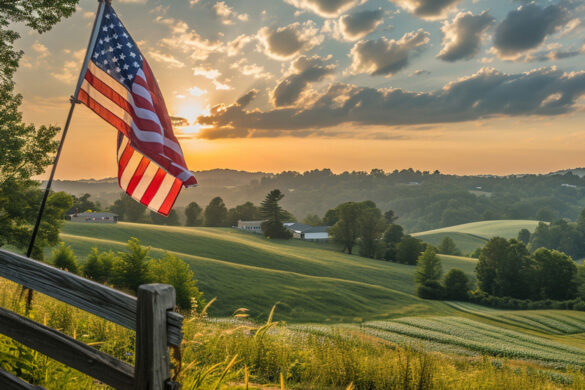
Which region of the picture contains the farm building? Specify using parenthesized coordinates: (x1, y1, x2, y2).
(68, 212, 118, 223)
(284, 223, 330, 241)
(237, 220, 263, 233)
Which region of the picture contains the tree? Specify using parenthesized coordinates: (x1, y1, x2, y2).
(437, 236, 461, 256)
(150, 209, 180, 226)
(415, 247, 442, 285)
(227, 201, 261, 227)
(476, 237, 532, 299)
(358, 203, 387, 258)
(204, 196, 228, 227)
(443, 269, 469, 300)
(83, 248, 114, 283)
(260, 189, 292, 238)
(384, 210, 398, 224)
(109, 193, 147, 222)
(66, 193, 100, 216)
(149, 253, 204, 311)
(51, 242, 78, 274)
(322, 208, 339, 226)
(517, 228, 531, 245)
(185, 201, 203, 226)
(302, 214, 322, 226)
(329, 202, 362, 254)
(532, 248, 577, 300)
(111, 238, 152, 293)
(396, 235, 423, 265)
(383, 224, 404, 244)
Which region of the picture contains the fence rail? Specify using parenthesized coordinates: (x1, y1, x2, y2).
(0, 249, 182, 389)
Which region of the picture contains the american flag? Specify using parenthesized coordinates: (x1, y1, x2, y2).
(77, 4, 196, 216)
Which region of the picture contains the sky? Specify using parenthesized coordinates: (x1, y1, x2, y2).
(12, 0, 585, 179)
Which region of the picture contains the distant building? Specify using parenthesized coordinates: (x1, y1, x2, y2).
(284, 222, 330, 241)
(68, 212, 118, 223)
(562, 183, 577, 189)
(237, 220, 263, 233)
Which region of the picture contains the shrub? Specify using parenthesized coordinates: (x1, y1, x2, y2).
(111, 238, 152, 293)
(51, 242, 78, 274)
(443, 269, 469, 301)
(83, 248, 115, 283)
(417, 281, 444, 300)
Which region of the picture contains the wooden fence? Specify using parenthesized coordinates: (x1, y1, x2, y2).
(0, 249, 183, 389)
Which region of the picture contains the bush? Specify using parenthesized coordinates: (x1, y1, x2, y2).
(111, 238, 152, 293)
(417, 281, 443, 299)
(83, 248, 115, 283)
(443, 269, 469, 301)
(51, 242, 78, 274)
(149, 253, 204, 311)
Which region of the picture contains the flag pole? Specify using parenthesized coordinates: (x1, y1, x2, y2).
(26, 0, 107, 259)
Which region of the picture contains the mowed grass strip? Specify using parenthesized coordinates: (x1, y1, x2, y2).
(58, 222, 478, 322)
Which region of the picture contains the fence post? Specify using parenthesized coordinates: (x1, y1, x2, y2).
(135, 284, 177, 390)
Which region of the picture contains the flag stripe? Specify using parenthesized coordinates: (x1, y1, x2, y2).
(132, 162, 159, 200)
(119, 151, 142, 189)
(158, 178, 183, 216)
(148, 174, 176, 211)
(140, 168, 167, 205)
(118, 143, 134, 174)
(126, 156, 150, 196)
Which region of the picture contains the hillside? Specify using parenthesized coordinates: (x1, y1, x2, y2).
(413, 220, 541, 254)
(57, 222, 477, 323)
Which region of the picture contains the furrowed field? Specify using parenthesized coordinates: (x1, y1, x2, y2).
(2, 220, 584, 388)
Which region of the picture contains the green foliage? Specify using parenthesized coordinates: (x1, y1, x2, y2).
(517, 228, 530, 244)
(469, 248, 482, 258)
(529, 219, 585, 260)
(66, 193, 100, 217)
(185, 201, 203, 226)
(384, 209, 398, 224)
(384, 224, 404, 244)
(437, 236, 461, 256)
(329, 202, 362, 254)
(108, 193, 147, 222)
(204, 196, 228, 227)
(443, 269, 469, 300)
(111, 237, 152, 293)
(50, 242, 78, 274)
(476, 237, 532, 299)
(322, 208, 339, 226)
(227, 201, 260, 227)
(149, 253, 203, 310)
(532, 248, 577, 301)
(82, 247, 114, 283)
(358, 203, 387, 258)
(260, 190, 292, 239)
(396, 235, 424, 265)
(301, 214, 322, 226)
(150, 209, 180, 226)
(415, 247, 442, 285)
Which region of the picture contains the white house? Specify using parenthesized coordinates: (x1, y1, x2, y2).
(237, 220, 263, 233)
(284, 223, 330, 241)
(68, 212, 118, 223)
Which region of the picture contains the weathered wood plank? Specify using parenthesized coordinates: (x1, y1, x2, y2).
(0, 249, 182, 346)
(0, 306, 135, 390)
(0, 369, 44, 390)
(135, 284, 177, 390)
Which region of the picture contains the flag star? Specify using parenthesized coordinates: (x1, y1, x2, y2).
(119, 77, 125, 83)
(116, 67, 121, 73)
(105, 14, 110, 19)
(113, 34, 118, 39)
(101, 50, 105, 55)
(102, 27, 108, 32)
(109, 23, 114, 29)
(119, 22, 123, 28)
(123, 64, 129, 70)
(112, 56, 118, 62)
(126, 42, 133, 48)
(127, 74, 134, 80)
(108, 46, 114, 52)
(116, 43, 122, 49)
(106, 69, 111, 74)
(133, 61, 139, 68)
(99, 39, 103, 45)
(104, 37, 110, 43)
(103, 59, 108, 65)
(129, 52, 136, 58)
(120, 53, 126, 59)
(93, 52, 99, 59)
(123, 32, 128, 38)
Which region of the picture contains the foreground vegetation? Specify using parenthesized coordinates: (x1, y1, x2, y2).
(2, 278, 585, 389)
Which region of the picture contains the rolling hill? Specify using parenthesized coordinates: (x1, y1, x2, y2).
(57, 222, 477, 323)
(412, 220, 542, 254)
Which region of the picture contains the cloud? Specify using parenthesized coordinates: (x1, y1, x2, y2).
(284, 0, 365, 17)
(493, 3, 570, 59)
(213, 79, 232, 90)
(147, 50, 185, 68)
(350, 29, 430, 76)
(156, 17, 222, 61)
(336, 9, 384, 41)
(189, 86, 207, 97)
(195, 66, 585, 139)
(225, 34, 254, 56)
(272, 55, 336, 107)
(524, 44, 585, 62)
(170, 116, 189, 127)
(51, 60, 78, 84)
(237, 90, 258, 107)
(213, 1, 248, 25)
(390, 0, 462, 20)
(437, 11, 494, 62)
(230, 59, 272, 79)
(258, 21, 324, 60)
(193, 66, 221, 79)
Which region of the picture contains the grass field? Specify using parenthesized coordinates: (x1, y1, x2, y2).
(57, 222, 479, 322)
(412, 220, 542, 254)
